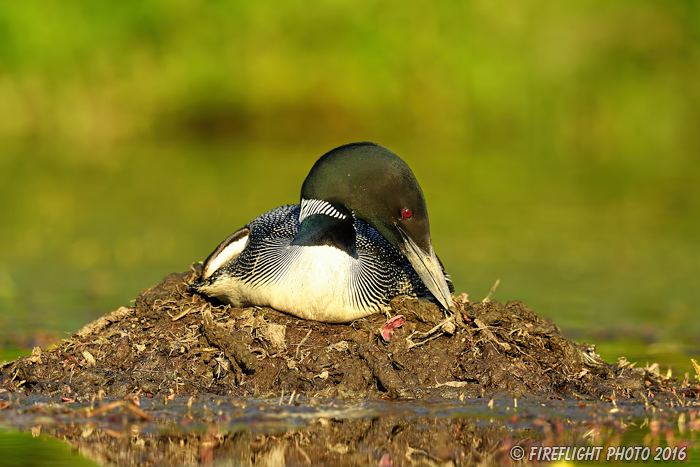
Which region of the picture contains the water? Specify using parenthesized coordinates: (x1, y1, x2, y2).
(1, 395, 698, 466)
(0, 429, 99, 467)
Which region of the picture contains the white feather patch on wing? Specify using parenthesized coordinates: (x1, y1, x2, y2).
(202, 228, 250, 280)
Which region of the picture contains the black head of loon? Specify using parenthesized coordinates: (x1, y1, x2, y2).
(300, 142, 453, 310)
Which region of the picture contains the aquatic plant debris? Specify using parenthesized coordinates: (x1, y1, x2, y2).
(1, 265, 698, 402)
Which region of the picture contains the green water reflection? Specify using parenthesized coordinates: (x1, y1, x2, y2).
(0, 430, 98, 467)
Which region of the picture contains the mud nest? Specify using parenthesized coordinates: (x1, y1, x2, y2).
(1, 265, 692, 402)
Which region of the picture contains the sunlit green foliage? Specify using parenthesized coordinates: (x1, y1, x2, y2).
(0, 1, 698, 371)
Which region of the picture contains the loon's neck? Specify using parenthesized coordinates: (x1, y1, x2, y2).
(291, 200, 357, 257)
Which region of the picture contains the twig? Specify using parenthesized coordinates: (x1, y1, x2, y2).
(295, 329, 312, 360)
(482, 279, 500, 302)
(170, 308, 192, 321)
(87, 400, 123, 417)
(691, 358, 700, 381)
(406, 317, 455, 348)
(87, 399, 152, 420)
(473, 318, 511, 351)
(431, 378, 469, 388)
(407, 332, 443, 349)
(125, 402, 153, 421)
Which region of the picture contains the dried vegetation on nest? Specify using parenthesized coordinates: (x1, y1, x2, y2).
(1, 265, 697, 404)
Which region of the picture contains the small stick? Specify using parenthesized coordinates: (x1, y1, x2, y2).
(170, 308, 192, 321)
(407, 332, 442, 349)
(295, 329, 312, 360)
(125, 402, 153, 421)
(473, 318, 511, 351)
(691, 358, 700, 381)
(87, 400, 123, 417)
(482, 279, 500, 302)
(187, 395, 194, 419)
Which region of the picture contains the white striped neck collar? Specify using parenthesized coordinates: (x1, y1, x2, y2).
(299, 198, 350, 223)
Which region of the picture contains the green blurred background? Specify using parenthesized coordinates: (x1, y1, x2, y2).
(0, 1, 698, 374)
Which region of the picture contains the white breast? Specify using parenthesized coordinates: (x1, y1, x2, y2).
(202, 245, 384, 323)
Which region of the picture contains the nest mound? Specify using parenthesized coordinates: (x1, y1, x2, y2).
(0, 265, 685, 402)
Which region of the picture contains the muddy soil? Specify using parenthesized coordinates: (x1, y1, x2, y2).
(1, 265, 697, 403)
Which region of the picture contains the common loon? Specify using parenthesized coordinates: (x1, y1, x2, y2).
(191, 142, 454, 323)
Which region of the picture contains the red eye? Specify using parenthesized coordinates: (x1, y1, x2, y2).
(401, 209, 413, 219)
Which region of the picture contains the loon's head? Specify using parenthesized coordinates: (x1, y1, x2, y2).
(301, 142, 453, 310)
